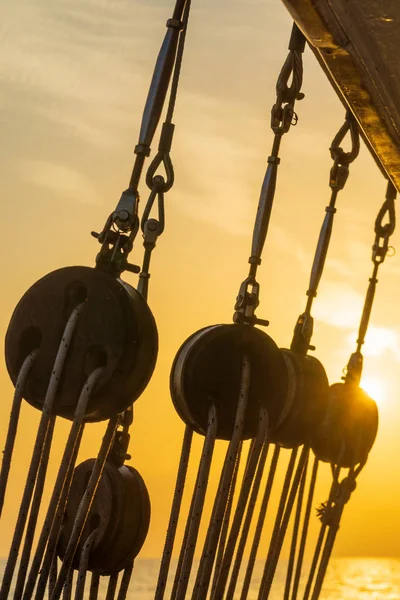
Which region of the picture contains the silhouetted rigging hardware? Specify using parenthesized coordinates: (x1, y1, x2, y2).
(0, 0, 193, 598)
(0, 1, 397, 600)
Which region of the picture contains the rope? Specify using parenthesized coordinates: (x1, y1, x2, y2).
(256, 448, 298, 600)
(0, 303, 84, 600)
(62, 568, 73, 600)
(290, 456, 319, 600)
(212, 410, 269, 600)
(34, 428, 84, 600)
(284, 451, 309, 600)
(302, 463, 341, 600)
(225, 440, 270, 600)
(166, 0, 192, 124)
(13, 416, 56, 600)
(259, 446, 310, 600)
(155, 426, 193, 600)
(192, 356, 251, 600)
(0, 350, 37, 517)
(172, 405, 218, 600)
(50, 416, 119, 600)
(74, 529, 98, 600)
(240, 446, 281, 600)
(309, 467, 359, 600)
(117, 565, 134, 600)
(88, 574, 100, 600)
(210, 442, 243, 597)
(23, 368, 104, 600)
(105, 573, 119, 600)
(49, 555, 58, 599)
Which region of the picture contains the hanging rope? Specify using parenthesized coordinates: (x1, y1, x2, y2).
(23, 368, 104, 600)
(0, 350, 37, 517)
(0, 303, 84, 600)
(290, 456, 319, 600)
(240, 446, 281, 600)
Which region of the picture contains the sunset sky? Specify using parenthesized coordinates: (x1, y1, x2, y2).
(1, 0, 400, 561)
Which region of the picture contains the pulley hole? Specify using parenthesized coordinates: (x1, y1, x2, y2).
(89, 513, 101, 534)
(17, 326, 42, 370)
(84, 345, 108, 376)
(63, 281, 88, 320)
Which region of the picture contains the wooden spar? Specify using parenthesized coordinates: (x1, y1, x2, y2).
(281, 0, 400, 192)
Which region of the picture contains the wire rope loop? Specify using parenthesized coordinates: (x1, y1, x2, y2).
(329, 111, 360, 166)
(146, 151, 174, 192)
(375, 182, 396, 238)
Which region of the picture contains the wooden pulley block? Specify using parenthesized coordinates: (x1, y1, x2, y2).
(311, 382, 379, 468)
(5, 266, 158, 421)
(57, 459, 151, 575)
(270, 350, 330, 449)
(170, 324, 288, 440)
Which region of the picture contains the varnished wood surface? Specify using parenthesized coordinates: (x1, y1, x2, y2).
(281, 0, 400, 191)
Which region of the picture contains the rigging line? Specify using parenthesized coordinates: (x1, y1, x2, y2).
(225, 440, 270, 600)
(210, 441, 244, 598)
(62, 567, 73, 600)
(14, 416, 57, 600)
(35, 428, 85, 600)
(256, 447, 299, 600)
(0, 350, 38, 518)
(49, 554, 58, 600)
(284, 450, 309, 600)
(259, 446, 310, 600)
(290, 456, 319, 600)
(105, 573, 119, 600)
(88, 574, 100, 600)
(166, 0, 192, 124)
(0, 303, 84, 600)
(301, 462, 342, 600)
(212, 410, 269, 600)
(116, 564, 134, 600)
(23, 368, 105, 600)
(171, 405, 218, 600)
(74, 529, 99, 600)
(310, 459, 363, 600)
(155, 426, 193, 600)
(192, 356, 251, 600)
(50, 416, 119, 600)
(239, 446, 281, 600)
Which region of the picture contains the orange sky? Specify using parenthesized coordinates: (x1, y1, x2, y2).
(1, 0, 400, 561)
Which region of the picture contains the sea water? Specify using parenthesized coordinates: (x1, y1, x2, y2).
(1, 558, 400, 599)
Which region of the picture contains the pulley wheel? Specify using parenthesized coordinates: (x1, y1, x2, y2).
(170, 324, 288, 440)
(57, 459, 151, 575)
(311, 382, 379, 468)
(5, 266, 158, 421)
(270, 350, 329, 448)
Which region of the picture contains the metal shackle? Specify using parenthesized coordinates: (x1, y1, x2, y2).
(311, 382, 379, 468)
(270, 349, 330, 448)
(57, 459, 151, 575)
(5, 266, 158, 421)
(170, 323, 288, 440)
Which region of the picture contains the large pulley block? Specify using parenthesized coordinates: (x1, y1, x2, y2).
(311, 382, 379, 468)
(5, 266, 158, 421)
(57, 459, 151, 575)
(170, 324, 288, 440)
(270, 350, 330, 448)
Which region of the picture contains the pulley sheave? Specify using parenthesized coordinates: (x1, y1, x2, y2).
(57, 459, 151, 575)
(312, 382, 378, 468)
(5, 266, 158, 421)
(170, 324, 288, 440)
(270, 350, 329, 448)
